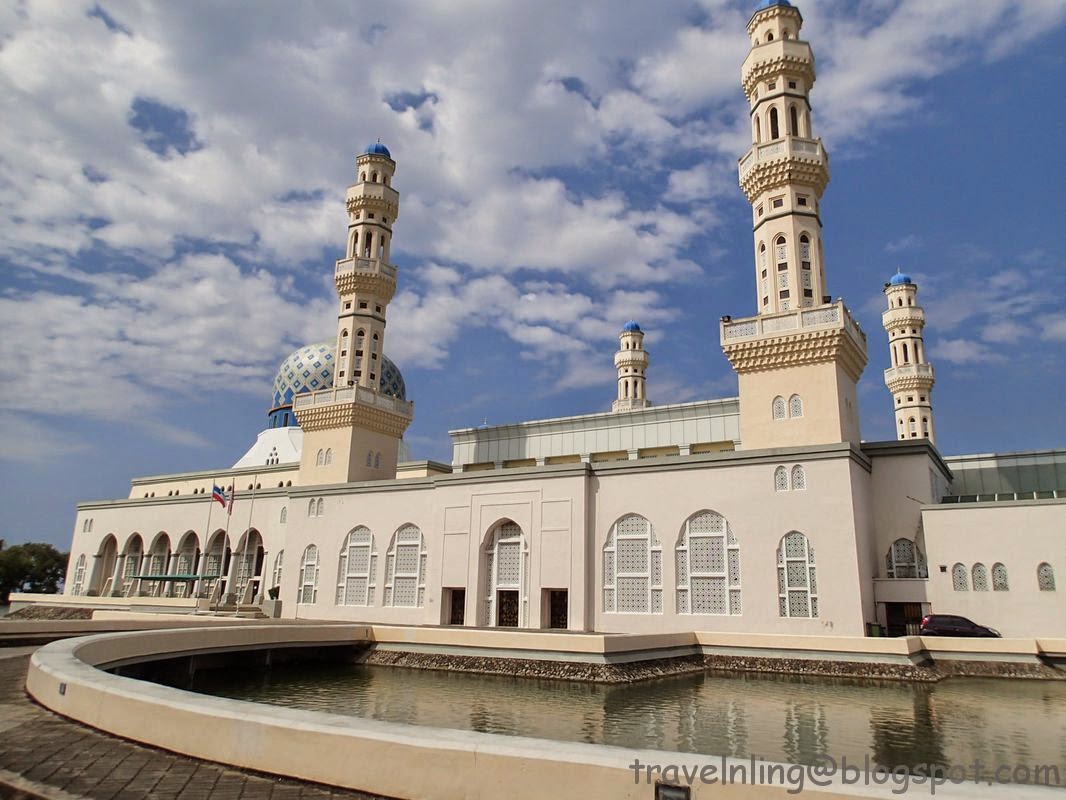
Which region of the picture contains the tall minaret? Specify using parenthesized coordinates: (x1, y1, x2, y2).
(612, 321, 650, 412)
(295, 142, 413, 484)
(334, 143, 399, 391)
(720, 1, 867, 451)
(882, 271, 936, 443)
(738, 0, 830, 314)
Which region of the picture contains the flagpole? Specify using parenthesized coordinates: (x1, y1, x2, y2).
(245, 473, 259, 602)
(219, 478, 235, 613)
(198, 477, 215, 599)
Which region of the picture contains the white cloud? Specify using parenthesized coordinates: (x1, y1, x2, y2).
(932, 338, 1006, 365)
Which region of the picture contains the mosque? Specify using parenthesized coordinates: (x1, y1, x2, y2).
(60, 0, 1064, 638)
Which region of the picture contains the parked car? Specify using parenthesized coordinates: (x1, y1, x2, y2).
(919, 614, 1001, 637)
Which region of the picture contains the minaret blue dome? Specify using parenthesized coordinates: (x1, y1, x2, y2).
(622, 320, 642, 332)
(888, 272, 913, 286)
(268, 342, 405, 428)
(364, 142, 392, 158)
(758, 0, 792, 7)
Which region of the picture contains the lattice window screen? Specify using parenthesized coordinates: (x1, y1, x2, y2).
(676, 512, 741, 616)
(385, 527, 425, 607)
(791, 465, 806, 491)
(777, 532, 817, 618)
(774, 466, 789, 491)
(1038, 563, 1056, 591)
(789, 395, 804, 418)
(951, 563, 968, 591)
(991, 563, 1009, 591)
(772, 397, 786, 420)
(603, 515, 659, 614)
(972, 564, 989, 592)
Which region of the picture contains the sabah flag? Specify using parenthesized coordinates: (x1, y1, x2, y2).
(212, 485, 229, 509)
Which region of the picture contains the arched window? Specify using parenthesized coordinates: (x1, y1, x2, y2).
(324, 448, 333, 466)
(122, 535, 144, 595)
(788, 394, 803, 418)
(774, 466, 789, 492)
(371, 172, 378, 183)
(307, 499, 317, 517)
(790, 465, 806, 491)
(676, 511, 741, 615)
(769, 106, 780, 139)
(366, 451, 373, 467)
(789, 105, 798, 136)
(384, 525, 427, 607)
(759, 242, 767, 270)
(280, 507, 287, 524)
(755, 116, 762, 143)
(360, 172, 366, 182)
(799, 234, 811, 266)
(972, 563, 989, 591)
(374, 452, 381, 469)
(902, 343, 910, 364)
(991, 563, 1009, 591)
(1037, 563, 1056, 591)
(951, 563, 969, 591)
(909, 417, 918, 436)
(602, 514, 661, 614)
(885, 538, 928, 579)
(772, 396, 787, 420)
(316, 449, 325, 466)
(298, 545, 319, 604)
(777, 532, 817, 617)
(71, 554, 86, 596)
(271, 550, 284, 591)
(316, 498, 324, 517)
(775, 235, 787, 265)
(337, 527, 377, 606)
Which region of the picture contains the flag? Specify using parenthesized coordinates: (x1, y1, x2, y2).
(212, 485, 229, 509)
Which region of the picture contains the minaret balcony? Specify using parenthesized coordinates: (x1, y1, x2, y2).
(294, 384, 413, 418)
(335, 256, 398, 281)
(346, 181, 399, 210)
(739, 136, 829, 197)
(294, 384, 414, 438)
(881, 305, 925, 328)
(884, 363, 935, 386)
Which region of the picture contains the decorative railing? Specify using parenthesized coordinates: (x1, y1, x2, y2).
(738, 136, 828, 181)
(884, 364, 935, 381)
(334, 257, 398, 281)
(293, 385, 413, 417)
(722, 300, 867, 345)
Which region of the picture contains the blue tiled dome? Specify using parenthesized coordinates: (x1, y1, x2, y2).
(758, 0, 792, 7)
(364, 142, 392, 158)
(271, 342, 406, 411)
(622, 320, 642, 332)
(889, 272, 913, 286)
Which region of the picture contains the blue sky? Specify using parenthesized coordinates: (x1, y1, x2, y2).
(2, 0, 1065, 550)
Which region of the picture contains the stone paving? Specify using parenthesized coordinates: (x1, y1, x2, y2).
(0, 651, 389, 800)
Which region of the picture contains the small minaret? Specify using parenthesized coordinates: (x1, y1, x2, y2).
(882, 271, 936, 443)
(612, 321, 650, 412)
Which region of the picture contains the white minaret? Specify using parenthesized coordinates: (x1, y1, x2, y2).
(295, 142, 413, 484)
(612, 321, 650, 412)
(720, 1, 868, 451)
(883, 271, 936, 443)
(739, 0, 829, 314)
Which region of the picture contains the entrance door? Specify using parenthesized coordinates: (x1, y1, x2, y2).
(496, 590, 519, 627)
(549, 590, 568, 629)
(449, 589, 466, 625)
(885, 602, 924, 636)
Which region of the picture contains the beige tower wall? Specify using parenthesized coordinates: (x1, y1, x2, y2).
(738, 361, 860, 450)
(299, 426, 400, 485)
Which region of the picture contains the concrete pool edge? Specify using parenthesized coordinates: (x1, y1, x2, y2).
(25, 625, 1066, 800)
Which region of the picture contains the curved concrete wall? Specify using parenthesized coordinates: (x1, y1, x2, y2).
(26, 625, 1056, 800)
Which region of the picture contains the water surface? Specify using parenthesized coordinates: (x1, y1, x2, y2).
(192, 663, 1066, 781)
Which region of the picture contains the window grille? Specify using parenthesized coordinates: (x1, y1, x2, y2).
(385, 525, 426, 607)
(71, 555, 86, 596)
(603, 515, 661, 613)
(1037, 563, 1056, 591)
(991, 563, 1009, 591)
(772, 396, 786, 420)
(774, 466, 789, 492)
(951, 563, 968, 591)
(790, 465, 806, 491)
(789, 395, 804, 418)
(271, 550, 284, 590)
(338, 527, 377, 606)
(971, 563, 989, 592)
(484, 522, 529, 626)
(676, 511, 741, 616)
(885, 538, 928, 579)
(777, 532, 817, 617)
(299, 545, 319, 604)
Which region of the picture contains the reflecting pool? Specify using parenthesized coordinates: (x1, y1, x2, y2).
(192, 663, 1066, 782)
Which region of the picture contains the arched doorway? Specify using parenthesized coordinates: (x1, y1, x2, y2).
(172, 532, 199, 598)
(119, 534, 144, 596)
(483, 521, 528, 627)
(198, 531, 228, 599)
(90, 535, 118, 596)
(230, 529, 264, 603)
(144, 533, 171, 597)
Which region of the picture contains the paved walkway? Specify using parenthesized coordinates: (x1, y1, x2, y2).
(0, 651, 388, 800)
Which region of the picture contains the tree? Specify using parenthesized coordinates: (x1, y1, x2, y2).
(0, 543, 69, 604)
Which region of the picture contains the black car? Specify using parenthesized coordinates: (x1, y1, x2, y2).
(919, 614, 1001, 637)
